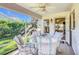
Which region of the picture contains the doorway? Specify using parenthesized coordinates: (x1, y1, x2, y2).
(55, 18, 65, 40)
(44, 19, 49, 33)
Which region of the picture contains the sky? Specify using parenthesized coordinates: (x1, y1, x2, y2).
(0, 8, 32, 23)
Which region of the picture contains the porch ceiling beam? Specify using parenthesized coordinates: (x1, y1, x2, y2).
(0, 3, 42, 19)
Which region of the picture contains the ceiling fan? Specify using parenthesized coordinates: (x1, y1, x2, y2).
(28, 3, 54, 12)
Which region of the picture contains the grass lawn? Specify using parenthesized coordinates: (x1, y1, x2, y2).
(0, 36, 30, 55)
(0, 39, 17, 55)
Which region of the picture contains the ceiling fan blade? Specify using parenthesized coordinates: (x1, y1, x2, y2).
(27, 3, 47, 8)
(29, 6, 40, 8)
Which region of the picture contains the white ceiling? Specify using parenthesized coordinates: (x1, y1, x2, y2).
(17, 3, 72, 16)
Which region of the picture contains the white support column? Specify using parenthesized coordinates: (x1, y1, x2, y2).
(37, 19, 44, 34)
(49, 17, 55, 36)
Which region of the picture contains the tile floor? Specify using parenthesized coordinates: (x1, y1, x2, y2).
(56, 43, 75, 55)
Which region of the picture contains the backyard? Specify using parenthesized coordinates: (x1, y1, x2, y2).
(0, 17, 27, 55)
(0, 7, 32, 55)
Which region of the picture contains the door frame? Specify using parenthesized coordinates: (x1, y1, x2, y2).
(69, 13, 72, 46)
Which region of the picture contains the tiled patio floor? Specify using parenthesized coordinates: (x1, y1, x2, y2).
(8, 43, 75, 55)
(56, 43, 75, 55)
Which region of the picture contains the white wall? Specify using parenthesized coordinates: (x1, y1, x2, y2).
(71, 4, 79, 54)
(65, 13, 70, 44)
